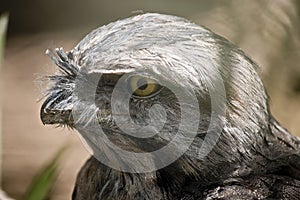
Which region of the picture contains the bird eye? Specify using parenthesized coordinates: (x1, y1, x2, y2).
(129, 76, 160, 97)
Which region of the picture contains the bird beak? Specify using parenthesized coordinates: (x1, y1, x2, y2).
(40, 48, 78, 126)
(40, 93, 74, 126)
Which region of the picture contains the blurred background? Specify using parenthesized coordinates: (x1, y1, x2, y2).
(0, 0, 300, 199)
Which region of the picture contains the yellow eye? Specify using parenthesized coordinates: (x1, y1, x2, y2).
(130, 76, 160, 97)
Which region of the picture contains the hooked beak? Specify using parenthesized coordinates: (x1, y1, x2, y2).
(41, 48, 78, 126)
(40, 92, 74, 126)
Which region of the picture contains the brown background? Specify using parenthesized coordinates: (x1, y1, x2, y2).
(1, 0, 300, 199)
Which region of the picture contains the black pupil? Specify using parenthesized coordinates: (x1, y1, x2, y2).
(137, 78, 148, 90)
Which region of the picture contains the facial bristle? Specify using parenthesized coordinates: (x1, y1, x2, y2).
(45, 48, 79, 78)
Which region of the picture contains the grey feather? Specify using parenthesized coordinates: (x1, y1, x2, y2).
(40, 13, 300, 199)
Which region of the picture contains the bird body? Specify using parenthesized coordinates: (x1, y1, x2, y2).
(41, 13, 300, 199)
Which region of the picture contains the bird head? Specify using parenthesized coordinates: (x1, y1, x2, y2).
(41, 13, 270, 175)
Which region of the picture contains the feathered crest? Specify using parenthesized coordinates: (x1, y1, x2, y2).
(43, 48, 79, 97)
(45, 48, 79, 78)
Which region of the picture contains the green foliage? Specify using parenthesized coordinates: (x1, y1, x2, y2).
(0, 12, 65, 200)
(24, 147, 67, 200)
(0, 13, 8, 64)
(0, 12, 8, 187)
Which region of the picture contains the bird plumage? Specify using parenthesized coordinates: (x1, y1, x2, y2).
(40, 13, 300, 199)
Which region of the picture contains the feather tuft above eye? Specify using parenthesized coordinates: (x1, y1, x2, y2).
(45, 48, 79, 78)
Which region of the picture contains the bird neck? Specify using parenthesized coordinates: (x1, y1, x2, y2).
(73, 156, 200, 199)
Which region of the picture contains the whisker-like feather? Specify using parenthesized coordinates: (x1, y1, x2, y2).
(45, 48, 79, 78)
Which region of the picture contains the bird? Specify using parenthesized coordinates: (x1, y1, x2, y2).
(40, 13, 300, 199)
